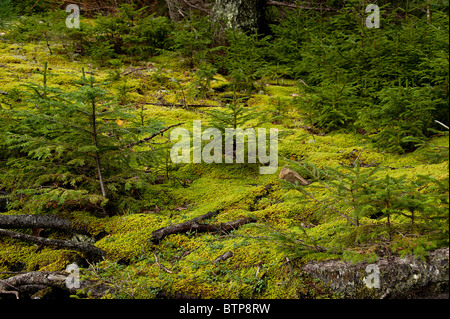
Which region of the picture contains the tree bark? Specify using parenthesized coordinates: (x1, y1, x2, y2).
(0, 214, 89, 235)
(212, 0, 267, 33)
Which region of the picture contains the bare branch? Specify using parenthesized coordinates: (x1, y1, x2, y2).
(0, 228, 105, 261)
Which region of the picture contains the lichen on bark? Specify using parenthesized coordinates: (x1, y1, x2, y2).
(301, 248, 449, 299)
(212, 0, 266, 33)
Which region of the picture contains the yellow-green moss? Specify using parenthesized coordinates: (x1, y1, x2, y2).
(0, 40, 447, 299)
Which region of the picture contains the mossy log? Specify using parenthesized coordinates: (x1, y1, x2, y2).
(0, 228, 106, 262)
(301, 248, 449, 299)
(0, 214, 89, 234)
(150, 209, 256, 244)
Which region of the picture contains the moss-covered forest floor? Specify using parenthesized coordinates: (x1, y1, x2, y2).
(0, 39, 448, 299)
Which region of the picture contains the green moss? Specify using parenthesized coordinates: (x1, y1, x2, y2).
(0, 39, 447, 299)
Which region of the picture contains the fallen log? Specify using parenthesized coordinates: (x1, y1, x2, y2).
(0, 270, 112, 299)
(0, 228, 105, 262)
(301, 247, 449, 299)
(0, 214, 89, 235)
(150, 210, 256, 244)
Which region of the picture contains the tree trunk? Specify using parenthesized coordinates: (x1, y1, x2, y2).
(212, 0, 267, 33)
(91, 98, 107, 199)
(166, 0, 184, 21)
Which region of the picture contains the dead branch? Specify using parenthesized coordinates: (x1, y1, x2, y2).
(0, 214, 89, 235)
(0, 270, 112, 299)
(266, 1, 337, 11)
(150, 210, 256, 244)
(153, 253, 173, 274)
(126, 122, 184, 148)
(0, 229, 105, 262)
(141, 102, 219, 108)
(122, 67, 148, 76)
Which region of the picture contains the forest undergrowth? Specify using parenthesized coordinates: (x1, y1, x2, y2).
(0, 1, 448, 299)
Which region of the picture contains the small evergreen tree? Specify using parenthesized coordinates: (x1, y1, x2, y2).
(281, 161, 449, 261)
(1, 63, 163, 215)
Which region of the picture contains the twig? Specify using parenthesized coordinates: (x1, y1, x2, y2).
(142, 102, 218, 108)
(283, 255, 294, 274)
(153, 253, 173, 274)
(266, 1, 337, 11)
(351, 147, 365, 167)
(435, 120, 449, 130)
(44, 31, 53, 55)
(126, 123, 184, 148)
(0, 228, 105, 261)
(0, 289, 19, 299)
(380, 288, 391, 299)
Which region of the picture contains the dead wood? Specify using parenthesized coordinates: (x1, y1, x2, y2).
(151, 210, 220, 243)
(150, 210, 256, 244)
(266, 1, 337, 11)
(0, 228, 105, 262)
(142, 102, 218, 108)
(212, 251, 233, 264)
(0, 270, 112, 299)
(154, 253, 173, 274)
(0, 214, 89, 235)
(126, 122, 184, 148)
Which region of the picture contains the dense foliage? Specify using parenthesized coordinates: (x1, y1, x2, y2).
(0, 0, 448, 299)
